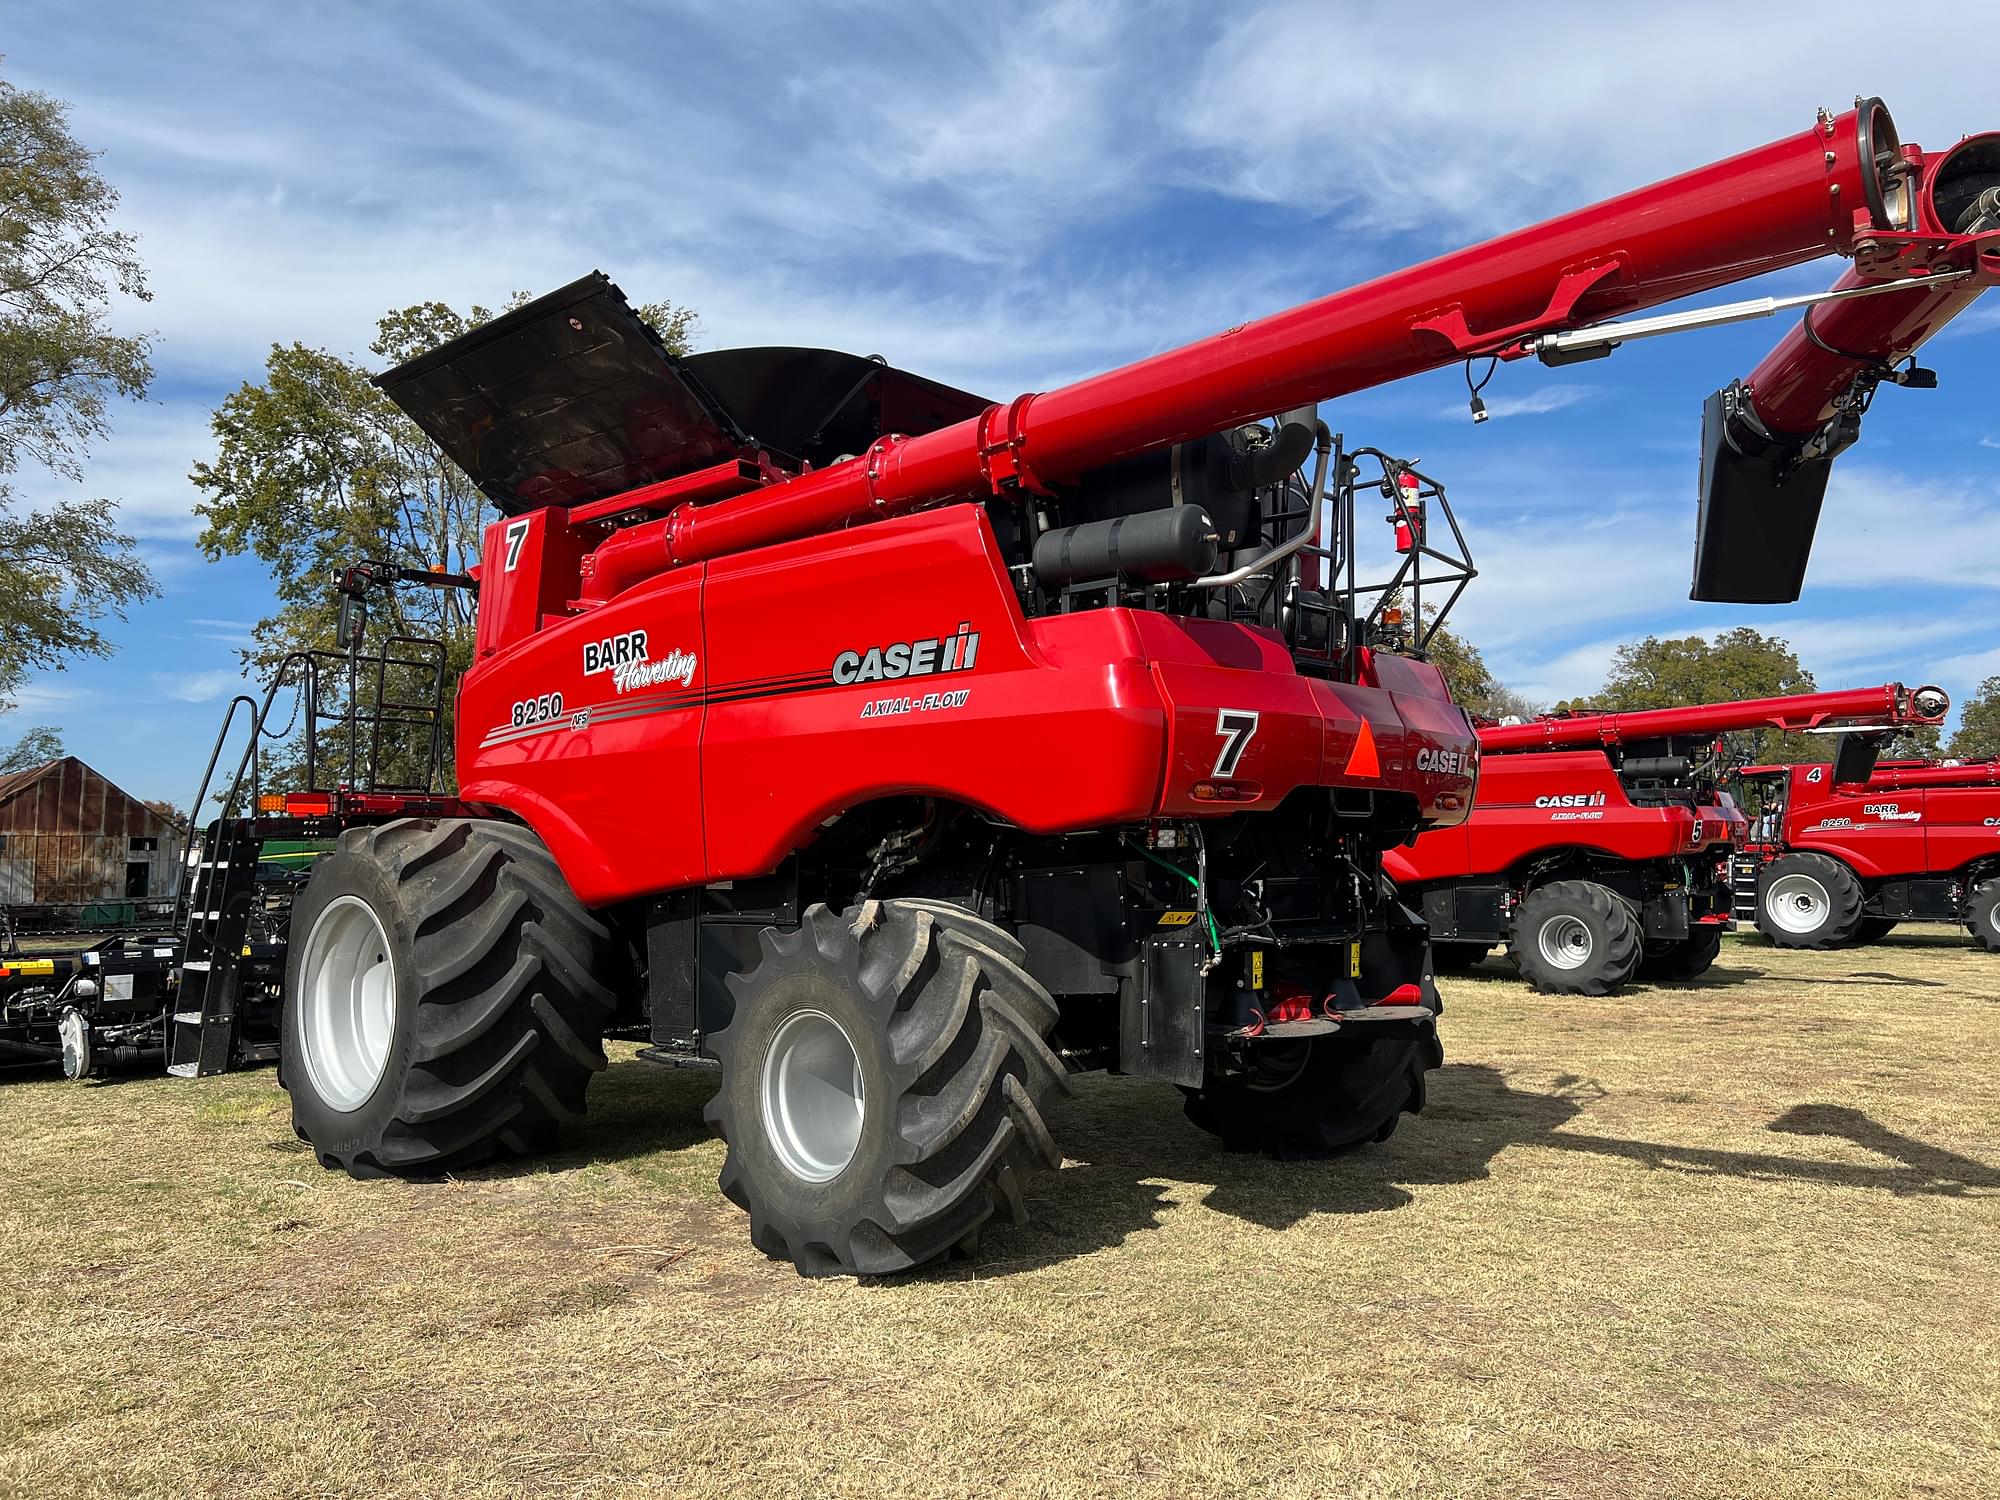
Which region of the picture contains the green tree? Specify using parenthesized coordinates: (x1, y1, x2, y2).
(192, 293, 695, 792)
(1561, 627, 1818, 765)
(1385, 597, 1538, 721)
(1880, 722, 1943, 762)
(0, 69, 158, 710)
(1948, 675, 2000, 760)
(0, 722, 62, 772)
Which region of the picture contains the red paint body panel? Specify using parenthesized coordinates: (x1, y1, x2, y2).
(460, 505, 1478, 908)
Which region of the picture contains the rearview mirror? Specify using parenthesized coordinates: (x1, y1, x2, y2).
(336, 594, 367, 651)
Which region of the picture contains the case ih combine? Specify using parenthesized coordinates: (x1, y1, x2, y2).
(1736, 751, 2000, 951)
(10, 98, 1994, 1277)
(1388, 685, 1949, 994)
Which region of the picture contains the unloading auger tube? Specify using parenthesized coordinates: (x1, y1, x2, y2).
(1851, 760, 2000, 791)
(1478, 683, 1950, 753)
(1696, 123, 2000, 602)
(582, 100, 1925, 602)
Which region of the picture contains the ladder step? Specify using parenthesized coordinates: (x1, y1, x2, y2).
(173, 1011, 204, 1026)
(166, 1062, 198, 1079)
(183, 959, 210, 971)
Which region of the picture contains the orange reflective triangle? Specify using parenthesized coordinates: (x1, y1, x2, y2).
(1344, 717, 1380, 778)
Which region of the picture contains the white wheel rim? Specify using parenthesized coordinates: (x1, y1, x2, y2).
(1766, 874, 1829, 935)
(760, 1009, 865, 1183)
(298, 895, 397, 1112)
(1538, 914, 1594, 971)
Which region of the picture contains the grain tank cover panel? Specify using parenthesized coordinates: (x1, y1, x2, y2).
(678, 347, 991, 469)
(374, 273, 746, 515)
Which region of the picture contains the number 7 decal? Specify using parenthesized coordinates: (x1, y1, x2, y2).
(1212, 709, 1260, 776)
(502, 518, 531, 572)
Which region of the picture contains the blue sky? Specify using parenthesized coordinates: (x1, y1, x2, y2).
(6, 1, 1997, 804)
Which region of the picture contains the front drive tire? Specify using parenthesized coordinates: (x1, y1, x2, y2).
(1756, 853, 1863, 950)
(703, 900, 1069, 1278)
(284, 819, 616, 1176)
(1968, 878, 2000, 953)
(1511, 880, 1642, 996)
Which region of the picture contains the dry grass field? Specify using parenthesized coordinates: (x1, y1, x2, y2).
(2, 932, 1996, 1499)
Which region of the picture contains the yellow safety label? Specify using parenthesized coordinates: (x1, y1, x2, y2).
(1, 960, 57, 976)
(1157, 910, 1197, 927)
(1349, 942, 1362, 979)
(1248, 950, 1265, 989)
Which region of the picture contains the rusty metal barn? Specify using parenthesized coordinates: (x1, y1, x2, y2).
(0, 757, 186, 905)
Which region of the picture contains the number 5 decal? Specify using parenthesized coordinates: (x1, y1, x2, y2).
(502, 518, 531, 572)
(1212, 709, 1260, 776)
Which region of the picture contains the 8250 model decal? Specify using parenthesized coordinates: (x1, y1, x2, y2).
(511, 691, 565, 727)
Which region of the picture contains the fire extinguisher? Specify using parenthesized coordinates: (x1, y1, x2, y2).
(1388, 471, 1425, 553)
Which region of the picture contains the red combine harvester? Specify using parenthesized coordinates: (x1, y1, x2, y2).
(1387, 685, 1949, 993)
(1736, 750, 2000, 951)
(165, 96, 1989, 1277)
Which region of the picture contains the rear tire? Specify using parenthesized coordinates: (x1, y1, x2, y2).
(1510, 880, 1642, 996)
(1183, 1031, 1441, 1157)
(1635, 926, 1723, 983)
(284, 819, 616, 1176)
(1756, 853, 1863, 950)
(1968, 879, 2000, 953)
(703, 900, 1068, 1277)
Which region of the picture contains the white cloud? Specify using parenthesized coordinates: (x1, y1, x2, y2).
(15, 400, 216, 542)
(153, 669, 242, 704)
(1180, 4, 1995, 235)
(0, 681, 97, 718)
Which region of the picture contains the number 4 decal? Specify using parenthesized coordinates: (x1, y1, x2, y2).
(502, 518, 531, 572)
(1212, 709, 1260, 776)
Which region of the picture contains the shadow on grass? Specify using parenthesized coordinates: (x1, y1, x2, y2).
(545, 1055, 721, 1167)
(1452, 960, 1759, 993)
(965, 1065, 2000, 1276)
(468, 1053, 2000, 1280)
(1751, 971, 1947, 988)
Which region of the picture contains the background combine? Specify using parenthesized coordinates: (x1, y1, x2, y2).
(1393, 684, 1949, 994)
(1737, 751, 2000, 950)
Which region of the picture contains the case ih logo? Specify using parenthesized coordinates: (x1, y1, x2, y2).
(832, 623, 980, 685)
(1416, 748, 1470, 775)
(1535, 793, 1608, 808)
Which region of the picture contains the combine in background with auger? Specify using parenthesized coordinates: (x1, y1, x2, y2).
(1735, 751, 2000, 951)
(1388, 684, 1949, 993)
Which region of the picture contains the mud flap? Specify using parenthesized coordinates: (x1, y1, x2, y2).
(1119, 932, 1206, 1087)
